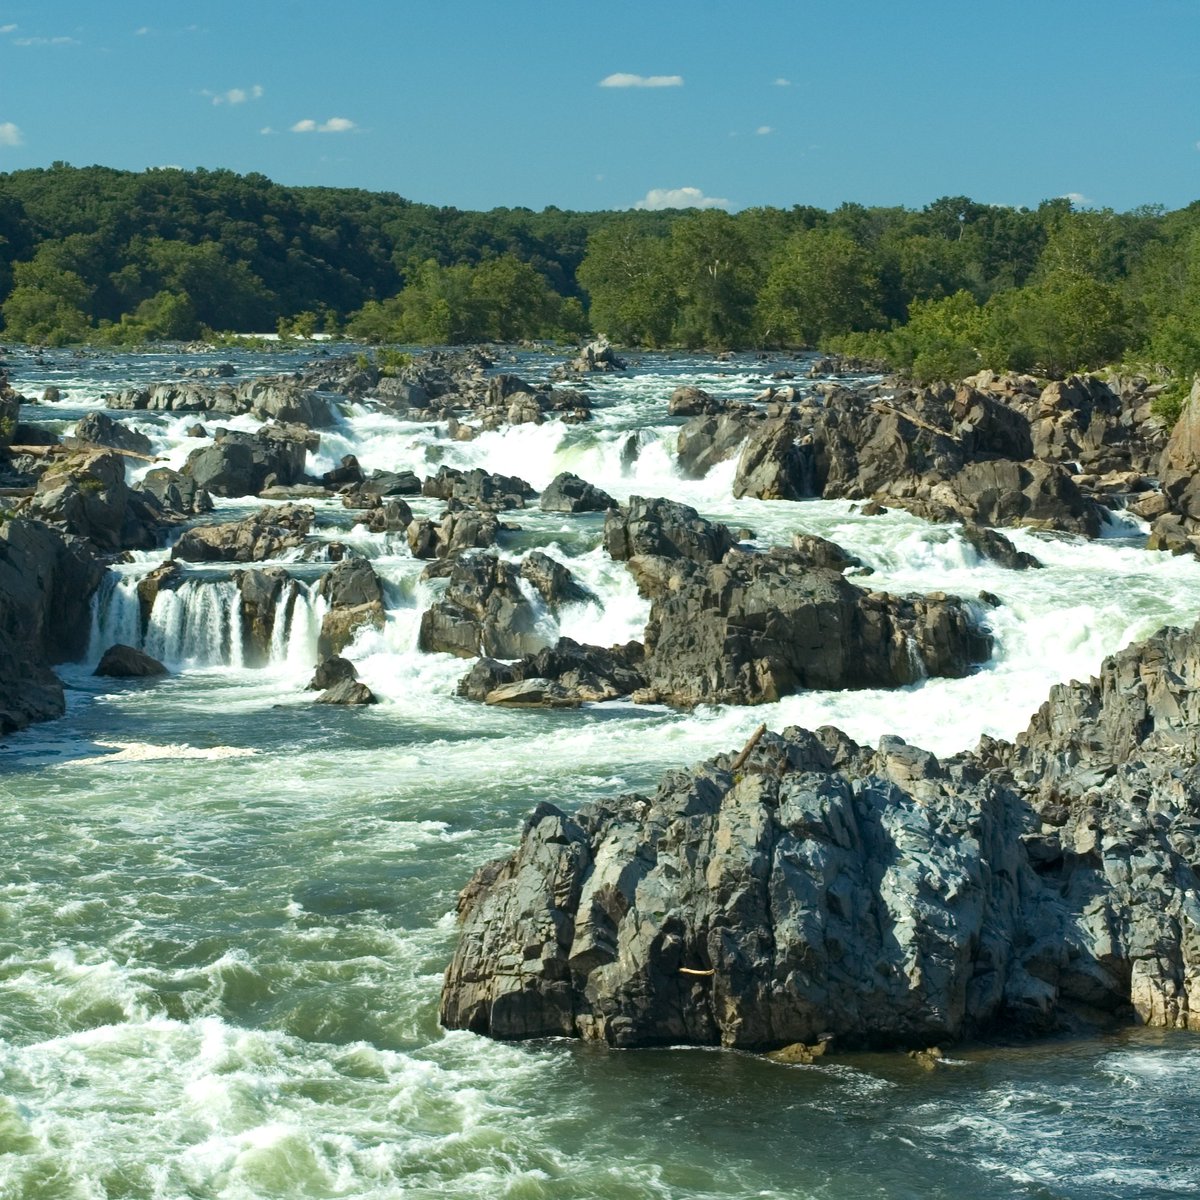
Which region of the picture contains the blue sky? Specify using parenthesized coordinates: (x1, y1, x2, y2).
(1, 0, 1198, 214)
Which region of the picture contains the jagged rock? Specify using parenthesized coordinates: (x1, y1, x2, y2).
(603, 496, 736, 565)
(182, 426, 308, 497)
(235, 567, 297, 665)
(668, 386, 724, 417)
(484, 679, 581, 707)
(361, 469, 422, 497)
(28, 450, 133, 551)
(422, 466, 536, 510)
(440, 614, 1200, 1047)
(457, 638, 647, 704)
(94, 643, 168, 678)
(0, 518, 104, 733)
(959, 523, 1043, 570)
(72, 411, 153, 456)
(138, 468, 213, 515)
(323, 454, 364, 488)
(307, 655, 358, 691)
(362, 499, 413, 533)
(519, 551, 591, 608)
(314, 678, 377, 705)
(171, 505, 314, 563)
(566, 339, 626, 374)
(236, 378, 334, 427)
(641, 548, 991, 706)
(418, 554, 548, 659)
(316, 557, 386, 658)
(788, 534, 867, 574)
(676, 412, 758, 479)
(539, 471, 615, 514)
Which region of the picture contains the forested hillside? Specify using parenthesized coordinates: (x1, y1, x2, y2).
(1, 164, 1198, 400)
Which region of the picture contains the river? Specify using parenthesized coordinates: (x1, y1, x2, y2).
(2, 344, 1198, 1198)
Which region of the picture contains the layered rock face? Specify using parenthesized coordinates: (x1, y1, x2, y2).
(0, 518, 104, 732)
(441, 616, 1200, 1048)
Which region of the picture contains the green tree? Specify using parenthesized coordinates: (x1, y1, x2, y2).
(1, 257, 93, 343)
(577, 219, 673, 345)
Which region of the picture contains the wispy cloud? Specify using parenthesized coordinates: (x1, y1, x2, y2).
(208, 84, 264, 106)
(1061, 192, 1091, 206)
(756, 125, 773, 136)
(260, 126, 276, 136)
(12, 35, 78, 46)
(0, 122, 25, 147)
(0, 24, 17, 34)
(599, 73, 683, 88)
(773, 77, 791, 87)
(134, 26, 150, 35)
(291, 117, 358, 134)
(633, 186, 730, 211)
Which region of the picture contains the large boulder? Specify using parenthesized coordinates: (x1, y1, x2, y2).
(316, 557, 386, 658)
(235, 567, 299, 665)
(422, 466, 536, 510)
(603, 496, 736, 565)
(539, 472, 615, 514)
(457, 638, 647, 703)
(418, 554, 548, 660)
(94, 643, 168, 678)
(171, 505, 314, 563)
(72, 411, 153, 456)
(182, 427, 308, 497)
(441, 614, 1200, 1048)
(640, 548, 991, 706)
(28, 450, 132, 551)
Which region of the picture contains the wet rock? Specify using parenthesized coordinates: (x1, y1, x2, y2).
(171, 505, 314, 563)
(360, 469, 423, 497)
(539, 471, 615, 514)
(484, 678, 581, 707)
(603, 496, 736, 566)
(519, 551, 591, 608)
(676, 412, 758, 479)
(314, 678, 377, 705)
(307, 655, 359, 691)
(235, 567, 297, 665)
(457, 637, 646, 704)
(72, 411, 153, 456)
(422, 466, 536, 510)
(362, 499, 413, 534)
(323, 455, 364, 489)
(94, 643, 168, 678)
(418, 554, 548, 659)
(0, 517, 105, 733)
(181, 426, 308, 498)
(138, 467, 213, 515)
(28, 450, 132, 551)
(959, 523, 1043, 570)
(668, 386, 723, 417)
(642, 548, 991, 706)
(564, 339, 626, 374)
(316, 557, 386, 658)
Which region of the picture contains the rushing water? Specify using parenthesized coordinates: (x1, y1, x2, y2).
(2, 344, 1199, 1199)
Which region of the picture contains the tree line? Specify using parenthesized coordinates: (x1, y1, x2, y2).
(1, 164, 1198, 402)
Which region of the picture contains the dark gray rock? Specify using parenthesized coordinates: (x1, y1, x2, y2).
(959, 523, 1043, 570)
(422, 466, 536, 511)
(457, 637, 647, 704)
(94, 643, 168, 677)
(603, 496, 736, 566)
(539, 472, 615, 514)
(28, 451, 132, 551)
(171, 505, 313, 564)
(316, 557, 386, 658)
(182, 427, 307, 498)
(419, 554, 548, 660)
(73, 412, 153, 456)
(314, 678, 377, 705)
(440, 613, 1200, 1048)
(519, 551, 591, 608)
(307, 655, 359, 691)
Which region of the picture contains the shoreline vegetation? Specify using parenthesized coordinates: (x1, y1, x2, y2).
(2, 164, 1198, 423)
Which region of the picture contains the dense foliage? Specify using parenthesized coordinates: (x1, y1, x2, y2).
(1, 164, 1198, 397)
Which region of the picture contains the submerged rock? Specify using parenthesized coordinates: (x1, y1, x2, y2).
(440, 614, 1200, 1048)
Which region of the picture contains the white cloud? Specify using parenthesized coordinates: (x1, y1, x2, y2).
(756, 125, 773, 135)
(134, 26, 150, 35)
(260, 126, 276, 136)
(0, 24, 17, 34)
(599, 73, 683, 88)
(0, 122, 24, 147)
(1062, 192, 1091, 206)
(633, 186, 730, 211)
(211, 84, 263, 106)
(13, 35, 78, 46)
(291, 116, 357, 133)
(773, 77, 791, 87)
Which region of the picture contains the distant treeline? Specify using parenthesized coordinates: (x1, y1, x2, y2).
(2, 164, 1199, 397)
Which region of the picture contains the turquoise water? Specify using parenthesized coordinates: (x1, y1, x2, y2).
(2, 346, 1198, 1198)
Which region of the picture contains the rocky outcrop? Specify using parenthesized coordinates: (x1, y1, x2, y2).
(457, 638, 647, 704)
(72, 412, 153, 456)
(106, 375, 335, 428)
(181, 426, 309, 497)
(440, 615, 1200, 1048)
(603, 496, 736, 567)
(539, 472, 615, 514)
(407, 505, 501, 560)
(235, 567, 298, 665)
(316, 557, 386, 658)
(422, 466, 536, 511)
(171, 505, 313, 563)
(94, 644, 168, 677)
(639, 547, 991, 706)
(418, 554, 549, 659)
(0, 518, 105, 733)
